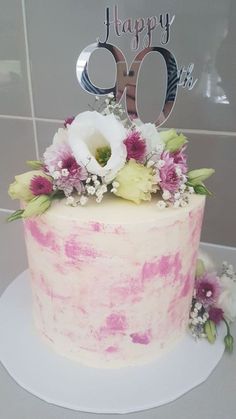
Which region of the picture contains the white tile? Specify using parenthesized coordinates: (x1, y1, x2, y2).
(0, 0, 31, 116)
(187, 133, 236, 247)
(0, 212, 27, 295)
(36, 121, 63, 159)
(0, 118, 36, 209)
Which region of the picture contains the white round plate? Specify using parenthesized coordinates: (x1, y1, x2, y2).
(0, 271, 225, 414)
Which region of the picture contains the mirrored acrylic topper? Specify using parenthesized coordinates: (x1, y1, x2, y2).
(76, 6, 197, 127)
(77, 42, 179, 126)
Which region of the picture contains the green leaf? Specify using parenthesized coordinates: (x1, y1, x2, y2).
(26, 160, 43, 169)
(194, 184, 212, 196)
(6, 209, 24, 222)
(187, 168, 215, 185)
(204, 320, 217, 344)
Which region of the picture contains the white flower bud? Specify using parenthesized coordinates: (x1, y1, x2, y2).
(112, 181, 119, 188)
(162, 190, 171, 200)
(96, 195, 103, 203)
(86, 186, 96, 195)
(61, 168, 69, 177)
(157, 200, 167, 209)
(100, 184, 108, 194)
(175, 167, 182, 177)
(157, 159, 165, 169)
(52, 170, 61, 180)
(80, 195, 88, 206)
(66, 196, 75, 206)
(173, 200, 180, 208)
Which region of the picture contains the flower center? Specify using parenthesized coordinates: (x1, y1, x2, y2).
(95, 146, 111, 167)
(62, 156, 78, 174)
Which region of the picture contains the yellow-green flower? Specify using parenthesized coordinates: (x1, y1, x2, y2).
(204, 320, 216, 344)
(187, 168, 215, 185)
(8, 170, 50, 202)
(23, 195, 51, 218)
(196, 259, 206, 278)
(113, 159, 156, 204)
(160, 129, 187, 152)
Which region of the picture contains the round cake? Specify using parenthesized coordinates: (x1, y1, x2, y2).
(23, 194, 205, 368)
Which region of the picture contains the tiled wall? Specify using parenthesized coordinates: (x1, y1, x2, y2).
(0, 0, 235, 246)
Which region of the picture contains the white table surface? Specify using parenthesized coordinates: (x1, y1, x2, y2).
(0, 213, 236, 419)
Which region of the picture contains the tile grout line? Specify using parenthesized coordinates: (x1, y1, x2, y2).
(0, 115, 64, 124)
(174, 128, 236, 137)
(21, 0, 39, 159)
(0, 114, 236, 137)
(0, 208, 14, 214)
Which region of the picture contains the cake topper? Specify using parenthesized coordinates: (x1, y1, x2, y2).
(76, 5, 198, 127)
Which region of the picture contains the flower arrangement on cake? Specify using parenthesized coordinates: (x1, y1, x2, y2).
(8, 94, 214, 221)
(190, 259, 235, 352)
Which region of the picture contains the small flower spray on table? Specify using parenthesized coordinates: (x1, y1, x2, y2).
(189, 260, 235, 353)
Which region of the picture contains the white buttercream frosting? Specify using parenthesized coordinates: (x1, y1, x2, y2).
(23, 195, 205, 368)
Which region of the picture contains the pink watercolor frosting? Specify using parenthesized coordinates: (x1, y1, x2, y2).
(23, 194, 205, 368)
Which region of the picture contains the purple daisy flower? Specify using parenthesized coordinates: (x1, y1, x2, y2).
(195, 273, 221, 306)
(170, 146, 188, 174)
(43, 131, 72, 174)
(64, 116, 75, 128)
(43, 128, 88, 196)
(30, 176, 53, 196)
(124, 131, 146, 163)
(208, 307, 224, 325)
(159, 151, 182, 193)
(54, 156, 88, 196)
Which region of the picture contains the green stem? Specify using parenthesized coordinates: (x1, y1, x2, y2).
(50, 190, 65, 200)
(223, 317, 231, 335)
(6, 209, 24, 222)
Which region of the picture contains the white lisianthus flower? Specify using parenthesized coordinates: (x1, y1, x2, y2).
(134, 119, 164, 154)
(68, 111, 127, 182)
(218, 275, 236, 322)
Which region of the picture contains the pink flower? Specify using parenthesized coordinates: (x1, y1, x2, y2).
(170, 147, 188, 174)
(208, 307, 224, 324)
(159, 151, 182, 193)
(61, 156, 86, 177)
(124, 131, 146, 163)
(43, 129, 88, 196)
(64, 116, 75, 128)
(30, 176, 53, 196)
(44, 133, 72, 174)
(54, 156, 88, 196)
(195, 273, 221, 306)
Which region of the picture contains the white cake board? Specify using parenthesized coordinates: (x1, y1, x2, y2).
(0, 271, 225, 414)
